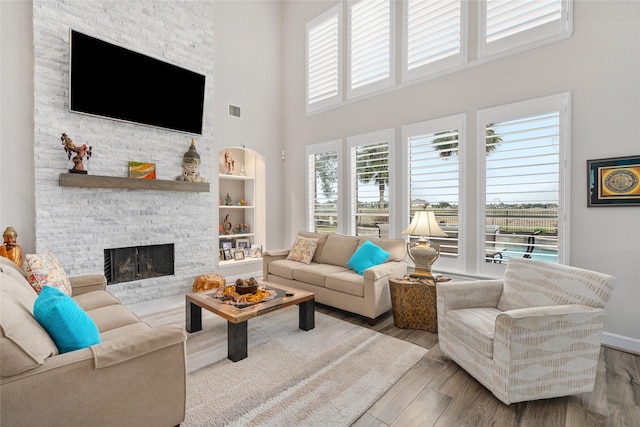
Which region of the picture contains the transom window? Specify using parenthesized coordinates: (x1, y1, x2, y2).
(306, 5, 342, 112)
(305, 1, 572, 112)
(348, 0, 394, 98)
(404, 0, 464, 80)
(479, 0, 572, 58)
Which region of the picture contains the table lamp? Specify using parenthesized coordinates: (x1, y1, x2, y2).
(401, 210, 448, 280)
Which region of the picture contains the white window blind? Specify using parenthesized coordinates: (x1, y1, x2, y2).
(350, 137, 390, 237)
(406, 0, 462, 73)
(307, 150, 339, 234)
(349, 0, 392, 96)
(486, 0, 561, 43)
(407, 125, 461, 258)
(483, 111, 561, 264)
(481, 0, 571, 57)
(307, 6, 341, 110)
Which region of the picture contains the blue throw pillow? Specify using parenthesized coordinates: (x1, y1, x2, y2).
(347, 240, 391, 275)
(33, 286, 100, 353)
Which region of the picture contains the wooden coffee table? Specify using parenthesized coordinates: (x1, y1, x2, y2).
(185, 283, 315, 362)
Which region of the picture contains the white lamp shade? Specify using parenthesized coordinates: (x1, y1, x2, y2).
(401, 210, 447, 238)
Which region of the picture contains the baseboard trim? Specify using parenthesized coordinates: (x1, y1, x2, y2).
(602, 332, 640, 355)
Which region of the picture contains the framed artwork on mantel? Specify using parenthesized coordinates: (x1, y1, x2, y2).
(128, 161, 156, 179)
(588, 155, 640, 206)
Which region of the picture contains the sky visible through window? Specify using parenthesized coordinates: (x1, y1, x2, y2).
(486, 112, 559, 206)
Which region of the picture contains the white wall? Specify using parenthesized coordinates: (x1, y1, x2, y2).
(212, 0, 285, 252)
(281, 1, 640, 350)
(1, 1, 36, 256)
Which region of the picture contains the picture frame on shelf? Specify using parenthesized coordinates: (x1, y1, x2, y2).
(234, 250, 245, 261)
(250, 244, 262, 258)
(223, 249, 233, 260)
(587, 155, 640, 206)
(128, 161, 156, 179)
(236, 238, 251, 250)
(219, 249, 224, 261)
(219, 238, 234, 251)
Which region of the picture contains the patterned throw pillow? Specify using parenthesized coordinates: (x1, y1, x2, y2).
(286, 236, 319, 264)
(24, 252, 72, 295)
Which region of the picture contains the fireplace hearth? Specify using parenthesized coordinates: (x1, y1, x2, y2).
(104, 244, 174, 285)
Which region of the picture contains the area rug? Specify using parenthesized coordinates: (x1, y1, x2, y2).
(142, 305, 427, 426)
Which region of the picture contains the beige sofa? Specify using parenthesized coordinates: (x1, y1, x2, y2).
(0, 257, 187, 426)
(263, 232, 408, 323)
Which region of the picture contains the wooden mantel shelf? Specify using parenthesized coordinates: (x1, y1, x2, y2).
(59, 173, 210, 193)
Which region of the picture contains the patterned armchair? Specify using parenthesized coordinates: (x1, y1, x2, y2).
(436, 259, 615, 405)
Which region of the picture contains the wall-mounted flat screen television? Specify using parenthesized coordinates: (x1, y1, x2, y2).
(69, 29, 205, 135)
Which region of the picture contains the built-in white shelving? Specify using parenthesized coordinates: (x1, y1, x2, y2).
(217, 148, 265, 277)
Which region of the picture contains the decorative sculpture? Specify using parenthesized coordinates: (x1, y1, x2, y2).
(222, 214, 233, 235)
(177, 139, 206, 182)
(234, 223, 249, 234)
(0, 226, 23, 268)
(61, 133, 92, 174)
(224, 149, 235, 174)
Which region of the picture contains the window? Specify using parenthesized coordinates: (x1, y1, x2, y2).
(306, 141, 341, 233)
(403, 0, 465, 81)
(306, 1, 572, 112)
(479, 0, 572, 58)
(347, 129, 393, 237)
(478, 93, 570, 273)
(348, 0, 394, 98)
(307, 5, 342, 112)
(403, 115, 465, 271)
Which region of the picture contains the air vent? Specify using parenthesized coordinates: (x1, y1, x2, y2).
(229, 104, 241, 118)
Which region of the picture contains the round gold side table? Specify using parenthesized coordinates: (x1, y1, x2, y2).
(389, 276, 445, 332)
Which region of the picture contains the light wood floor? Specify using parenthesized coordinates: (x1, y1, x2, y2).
(314, 304, 640, 427)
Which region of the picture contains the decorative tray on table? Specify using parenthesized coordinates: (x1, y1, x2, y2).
(208, 277, 285, 308)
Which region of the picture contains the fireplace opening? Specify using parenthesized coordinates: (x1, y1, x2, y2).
(104, 244, 174, 285)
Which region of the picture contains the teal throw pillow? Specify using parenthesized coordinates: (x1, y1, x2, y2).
(347, 240, 391, 275)
(33, 286, 100, 353)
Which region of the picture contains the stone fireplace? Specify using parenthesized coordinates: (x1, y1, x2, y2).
(105, 244, 175, 285)
(32, 1, 217, 305)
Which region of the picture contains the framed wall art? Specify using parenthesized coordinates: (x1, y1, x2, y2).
(128, 161, 156, 179)
(587, 155, 640, 206)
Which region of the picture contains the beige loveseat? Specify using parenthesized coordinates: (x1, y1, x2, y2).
(0, 257, 187, 426)
(263, 232, 408, 323)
